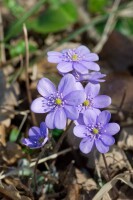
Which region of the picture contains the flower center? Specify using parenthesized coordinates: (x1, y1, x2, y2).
(38, 137, 44, 144)
(92, 128, 99, 134)
(72, 54, 78, 61)
(55, 98, 62, 105)
(83, 100, 90, 106)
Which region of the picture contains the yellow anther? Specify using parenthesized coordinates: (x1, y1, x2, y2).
(55, 98, 62, 105)
(83, 100, 90, 106)
(92, 128, 99, 134)
(72, 54, 78, 61)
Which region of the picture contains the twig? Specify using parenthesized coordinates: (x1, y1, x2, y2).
(0, 148, 72, 181)
(94, 0, 121, 53)
(0, 8, 6, 65)
(117, 89, 126, 115)
(23, 24, 37, 126)
(16, 114, 28, 140)
(30, 148, 72, 167)
(33, 146, 47, 192)
(102, 154, 111, 181)
(0, 106, 30, 115)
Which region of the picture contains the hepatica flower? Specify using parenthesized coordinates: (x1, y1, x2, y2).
(74, 71, 106, 84)
(31, 74, 86, 129)
(21, 122, 48, 149)
(74, 110, 120, 154)
(47, 46, 100, 74)
(79, 82, 111, 114)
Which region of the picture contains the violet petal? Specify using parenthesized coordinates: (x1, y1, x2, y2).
(73, 125, 87, 138)
(64, 105, 79, 120)
(85, 82, 100, 98)
(95, 139, 109, 153)
(45, 111, 56, 129)
(58, 74, 77, 97)
(101, 123, 120, 135)
(101, 134, 115, 146)
(93, 95, 111, 108)
(37, 78, 56, 97)
(73, 62, 88, 74)
(57, 62, 73, 73)
(80, 137, 94, 154)
(31, 97, 52, 113)
(64, 90, 86, 106)
(97, 110, 111, 126)
(54, 108, 66, 129)
(83, 110, 97, 126)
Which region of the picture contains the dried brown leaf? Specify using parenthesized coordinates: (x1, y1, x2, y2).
(99, 146, 128, 177)
(100, 31, 133, 72)
(0, 81, 20, 126)
(75, 168, 97, 191)
(118, 127, 133, 150)
(101, 72, 133, 112)
(75, 168, 88, 185)
(4, 177, 33, 198)
(92, 172, 133, 200)
(0, 124, 6, 146)
(2, 142, 23, 165)
(66, 183, 80, 200)
(0, 184, 32, 200)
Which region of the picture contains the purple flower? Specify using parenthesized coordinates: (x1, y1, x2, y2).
(21, 122, 48, 149)
(74, 110, 120, 154)
(78, 82, 111, 114)
(31, 74, 86, 129)
(74, 71, 106, 84)
(47, 46, 100, 74)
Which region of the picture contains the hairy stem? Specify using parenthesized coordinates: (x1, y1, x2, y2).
(102, 153, 111, 181)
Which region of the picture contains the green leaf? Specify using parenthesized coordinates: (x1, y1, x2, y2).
(116, 19, 133, 37)
(47, 0, 62, 9)
(9, 40, 37, 58)
(3, 0, 24, 18)
(19, 168, 32, 176)
(52, 129, 63, 137)
(88, 0, 108, 14)
(28, 1, 78, 34)
(5, 0, 47, 41)
(9, 128, 19, 142)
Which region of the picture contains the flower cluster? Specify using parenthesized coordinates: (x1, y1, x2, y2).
(22, 122, 48, 149)
(22, 45, 120, 154)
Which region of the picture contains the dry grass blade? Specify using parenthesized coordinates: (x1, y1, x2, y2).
(92, 172, 133, 200)
(118, 1, 133, 17)
(94, 0, 121, 53)
(23, 24, 37, 126)
(30, 148, 72, 167)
